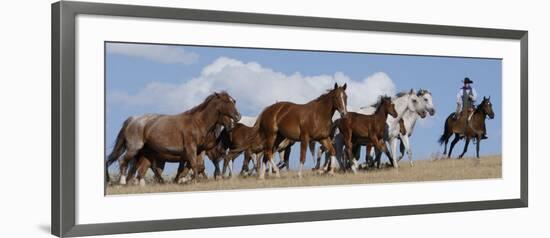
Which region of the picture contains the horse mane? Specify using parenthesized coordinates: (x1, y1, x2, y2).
(312, 88, 336, 102)
(417, 89, 431, 97)
(370, 95, 392, 111)
(185, 91, 228, 114)
(395, 90, 415, 99)
(475, 97, 488, 112)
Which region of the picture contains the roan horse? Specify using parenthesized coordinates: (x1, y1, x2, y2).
(439, 96, 494, 158)
(255, 83, 348, 179)
(336, 96, 398, 173)
(105, 91, 241, 185)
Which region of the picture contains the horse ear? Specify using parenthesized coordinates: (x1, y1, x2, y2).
(488, 96, 491, 100)
(342, 83, 347, 90)
(409, 88, 414, 94)
(334, 83, 338, 89)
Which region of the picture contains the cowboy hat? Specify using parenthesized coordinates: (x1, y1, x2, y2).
(463, 77, 473, 84)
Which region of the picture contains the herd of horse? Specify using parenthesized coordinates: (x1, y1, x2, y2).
(105, 83, 495, 186)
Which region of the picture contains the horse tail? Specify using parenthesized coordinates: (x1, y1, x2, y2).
(105, 118, 130, 182)
(438, 115, 451, 145)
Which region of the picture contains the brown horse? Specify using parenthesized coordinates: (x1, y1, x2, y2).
(124, 121, 228, 185)
(255, 83, 348, 178)
(105, 91, 241, 185)
(337, 96, 398, 173)
(439, 96, 494, 158)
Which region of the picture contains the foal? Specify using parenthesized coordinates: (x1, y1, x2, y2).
(337, 96, 398, 173)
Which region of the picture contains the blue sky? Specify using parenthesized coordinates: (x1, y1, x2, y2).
(105, 42, 502, 174)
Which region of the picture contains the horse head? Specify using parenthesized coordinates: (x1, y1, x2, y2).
(331, 83, 348, 117)
(213, 91, 241, 130)
(380, 95, 398, 118)
(404, 89, 427, 118)
(417, 88, 436, 116)
(480, 96, 495, 119)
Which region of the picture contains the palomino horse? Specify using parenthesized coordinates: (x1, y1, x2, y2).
(105, 91, 241, 185)
(439, 96, 494, 158)
(255, 83, 348, 178)
(337, 96, 397, 173)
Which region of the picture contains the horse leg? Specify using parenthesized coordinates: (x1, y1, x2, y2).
(319, 137, 338, 175)
(151, 160, 165, 184)
(173, 161, 188, 183)
(276, 149, 286, 170)
(390, 137, 398, 163)
(298, 136, 310, 178)
(375, 149, 383, 169)
(135, 156, 150, 186)
(459, 138, 471, 159)
(447, 134, 461, 158)
(183, 146, 199, 183)
(283, 146, 291, 171)
(222, 156, 230, 179)
(313, 145, 321, 171)
(365, 144, 373, 168)
(240, 151, 251, 177)
(260, 133, 277, 180)
(373, 136, 395, 168)
(228, 157, 234, 178)
(400, 134, 413, 167)
(118, 150, 138, 185)
(125, 159, 138, 185)
(476, 135, 481, 158)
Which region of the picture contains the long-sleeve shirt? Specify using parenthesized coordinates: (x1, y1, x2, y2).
(456, 87, 477, 105)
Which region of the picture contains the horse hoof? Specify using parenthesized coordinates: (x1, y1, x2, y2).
(139, 179, 146, 187)
(258, 175, 265, 180)
(327, 171, 335, 176)
(119, 175, 127, 185)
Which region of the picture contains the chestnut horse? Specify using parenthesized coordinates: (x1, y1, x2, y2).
(439, 96, 494, 158)
(337, 96, 398, 173)
(255, 83, 348, 179)
(105, 91, 241, 185)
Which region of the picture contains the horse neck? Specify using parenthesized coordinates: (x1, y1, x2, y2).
(310, 93, 336, 121)
(473, 108, 488, 122)
(192, 103, 220, 132)
(401, 109, 419, 135)
(374, 104, 390, 122)
(392, 95, 410, 120)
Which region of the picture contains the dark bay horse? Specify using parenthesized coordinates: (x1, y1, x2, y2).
(337, 96, 398, 173)
(105, 91, 241, 185)
(439, 96, 494, 158)
(255, 83, 348, 179)
(219, 122, 294, 178)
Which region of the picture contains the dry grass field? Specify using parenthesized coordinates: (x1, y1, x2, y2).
(106, 154, 501, 195)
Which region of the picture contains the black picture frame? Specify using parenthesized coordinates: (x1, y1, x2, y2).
(51, 1, 528, 237)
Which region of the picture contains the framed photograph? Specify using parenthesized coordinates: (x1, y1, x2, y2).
(52, 1, 528, 237)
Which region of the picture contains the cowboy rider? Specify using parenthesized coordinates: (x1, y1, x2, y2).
(455, 77, 477, 120)
(454, 77, 488, 139)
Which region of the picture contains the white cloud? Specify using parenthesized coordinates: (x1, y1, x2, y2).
(109, 57, 396, 115)
(107, 43, 199, 65)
